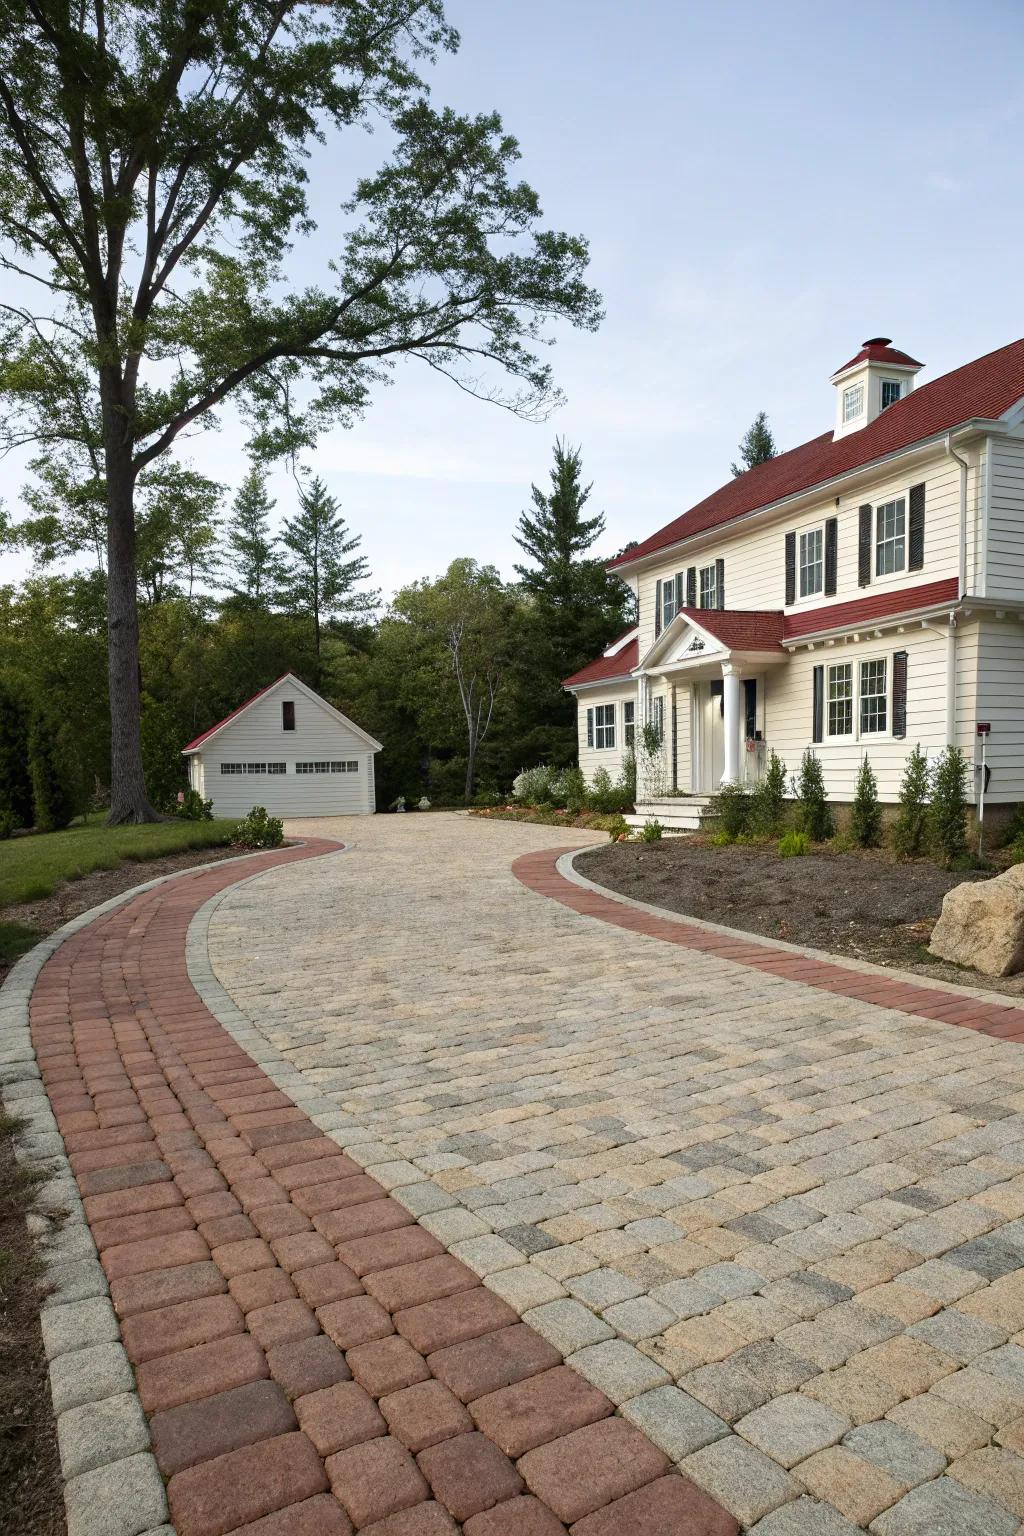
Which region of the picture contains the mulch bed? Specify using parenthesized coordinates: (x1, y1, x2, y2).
(577, 838, 1024, 996)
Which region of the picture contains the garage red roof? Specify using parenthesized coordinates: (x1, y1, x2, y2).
(182, 675, 291, 752)
(563, 635, 639, 688)
(611, 338, 1024, 569)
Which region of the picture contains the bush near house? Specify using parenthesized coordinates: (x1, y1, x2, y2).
(929, 746, 970, 867)
(851, 756, 882, 849)
(795, 750, 834, 842)
(234, 806, 284, 850)
(893, 744, 931, 858)
(511, 760, 634, 816)
(748, 751, 788, 839)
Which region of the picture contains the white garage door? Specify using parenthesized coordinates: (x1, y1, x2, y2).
(205, 755, 374, 817)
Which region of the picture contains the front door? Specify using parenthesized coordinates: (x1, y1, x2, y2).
(702, 681, 725, 790)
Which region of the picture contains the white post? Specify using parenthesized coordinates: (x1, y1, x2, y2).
(721, 666, 741, 785)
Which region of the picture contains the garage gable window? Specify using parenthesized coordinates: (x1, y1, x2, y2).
(282, 701, 295, 730)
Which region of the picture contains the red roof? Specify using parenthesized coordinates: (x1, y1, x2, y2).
(183, 675, 291, 752)
(783, 576, 959, 640)
(563, 636, 638, 688)
(682, 607, 784, 651)
(833, 338, 923, 375)
(611, 338, 1024, 570)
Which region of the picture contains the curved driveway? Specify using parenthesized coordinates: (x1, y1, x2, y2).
(203, 813, 1024, 1534)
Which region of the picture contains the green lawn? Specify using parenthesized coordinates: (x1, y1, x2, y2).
(0, 814, 240, 909)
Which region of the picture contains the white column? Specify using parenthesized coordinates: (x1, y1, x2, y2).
(721, 665, 741, 784)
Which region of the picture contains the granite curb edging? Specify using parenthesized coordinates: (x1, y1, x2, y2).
(0, 839, 340, 1536)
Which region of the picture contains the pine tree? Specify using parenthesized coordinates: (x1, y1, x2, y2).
(513, 440, 632, 763)
(221, 470, 281, 609)
(0, 679, 33, 828)
(28, 707, 83, 832)
(731, 412, 779, 477)
(795, 749, 833, 840)
(893, 745, 930, 858)
(278, 477, 378, 659)
(929, 746, 969, 866)
(851, 755, 882, 847)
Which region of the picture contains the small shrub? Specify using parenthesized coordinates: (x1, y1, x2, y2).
(748, 751, 787, 838)
(929, 746, 969, 866)
(639, 818, 663, 842)
(794, 749, 833, 841)
(621, 748, 637, 805)
(234, 805, 284, 849)
(710, 828, 735, 847)
(512, 765, 557, 805)
(711, 780, 752, 840)
(171, 787, 213, 821)
(779, 829, 811, 857)
(850, 755, 882, 848)
(587, 765, 633, 814)
(390, 795, 406, 812)
(830, 828, 855, 853)
(605, 813, 629, 841)
(555, 766, 587, 814)
(893, 744, 930, 858)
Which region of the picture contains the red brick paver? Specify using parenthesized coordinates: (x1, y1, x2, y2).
(512, 846, 1024, 1042)
(31, 839, 736, 1535)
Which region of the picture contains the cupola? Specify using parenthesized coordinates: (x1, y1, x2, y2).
(831, 338, 923, 439)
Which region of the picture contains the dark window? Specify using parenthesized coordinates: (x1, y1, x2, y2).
(282, 701, 295, 731)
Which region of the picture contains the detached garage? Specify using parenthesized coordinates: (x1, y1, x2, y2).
(183, 673, 382, 818)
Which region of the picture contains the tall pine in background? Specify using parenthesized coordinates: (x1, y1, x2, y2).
(731, 412, 779, 476)
(278, 478, 379, 670)
(221, 471, 281, 611)
(513, 440, 632, 765)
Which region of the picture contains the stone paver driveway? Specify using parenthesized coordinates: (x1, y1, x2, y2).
(197, 812, 1024, 1534)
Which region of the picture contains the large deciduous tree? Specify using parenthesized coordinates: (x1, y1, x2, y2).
(0, 0, 601, 822)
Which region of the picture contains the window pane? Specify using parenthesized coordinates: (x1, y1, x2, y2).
(799, 528, 823, 597)
(843, 384, 864, 422)
(875, 499, 906, 576)
(827, 664, 853, 736)
(881, 380, 901, 410)
(860, 658, 888, 734)
(282, 701, 295, 730)
(699, 564, 717, 608)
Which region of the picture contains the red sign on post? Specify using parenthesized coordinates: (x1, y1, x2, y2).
(977, 722, 991, 736)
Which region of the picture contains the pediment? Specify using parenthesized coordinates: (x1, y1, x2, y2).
(639, 614, 725, 670)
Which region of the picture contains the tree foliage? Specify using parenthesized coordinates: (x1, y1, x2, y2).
(0, 0, 602, 820)
(929, 746, 969, 866)
(278, 477, 377, 663)
(0, 677, 33, 827)
(892, 744, 930, 858)
(28, 706, 84, 831)
(850, 755, 882, 848)
(731, 411, 778, 476)
(795, 749, 833, 841)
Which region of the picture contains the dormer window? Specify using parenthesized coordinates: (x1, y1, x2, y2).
(880, 379, 902, 411)
(842, 384, 864, 423)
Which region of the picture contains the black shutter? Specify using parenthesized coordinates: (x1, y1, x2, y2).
(908, 483, 925, 571)
(744, 679, 757, 739)
(824, 517, 838, 596)
(812, 664, 824, 743)
(716, 557, 725, 610)
(858, 504, 873, 586)
(686, 567, 697, 608)
(654, 580, 662, 637)
(586, 707, 594, 747)
(674, 572, 684, 614)
(784, 531, 796, 605)
(892, 650, 908, 739)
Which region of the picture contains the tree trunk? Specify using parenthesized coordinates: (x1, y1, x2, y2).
(464, 725, 476, 805)
(105, 446, 161, 823)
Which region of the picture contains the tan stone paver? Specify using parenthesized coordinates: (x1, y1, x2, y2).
(201, 812, 1024, 1530)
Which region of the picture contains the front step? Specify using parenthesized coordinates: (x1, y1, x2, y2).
(625, 795, 718, 834)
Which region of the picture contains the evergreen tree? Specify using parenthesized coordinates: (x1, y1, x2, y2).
(513, 440, 632, 763)
(221, 471, 281, 610)
(893, 745, 930, 857)
(28, 707, 83, 832)
(851, 755, 882, 847)
(278, 478, 379, 661)
(929, 746, 969, 866)
(731, 412, 779, 476)
(795, 749, 833, 840)
(0, 678, 33, 827)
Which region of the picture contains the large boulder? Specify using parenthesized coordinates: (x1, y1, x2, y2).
(929, 863, 1024, 977)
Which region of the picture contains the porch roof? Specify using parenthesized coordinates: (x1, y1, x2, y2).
(638, 607, 786, 674)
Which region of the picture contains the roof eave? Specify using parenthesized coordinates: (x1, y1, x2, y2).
(610, 418, 1007, 578)
(786, 598, 961, 649)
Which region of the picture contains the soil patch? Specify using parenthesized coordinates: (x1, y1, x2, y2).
(0, 1109, 63, 1536)
(0, 843, 243, 987)
(577, 838, 1024, 996)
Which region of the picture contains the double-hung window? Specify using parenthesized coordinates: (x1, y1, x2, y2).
(594, 704, 615, 750)
(624, 701, 635, 748)
(699, 563, 717, 609)
(799, 527, 823, 598)
(650, 696, 665, 744)
(826, 663, 853, 738)
(876, 498, 906, 576)
(860, 659, 888, 734)
(662, 579, 678, 629)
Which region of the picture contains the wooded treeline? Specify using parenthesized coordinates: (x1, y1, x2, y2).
(0, 442, 634, 818)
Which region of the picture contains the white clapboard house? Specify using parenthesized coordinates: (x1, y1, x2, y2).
(183, 673, 381, 817)
(565, 336, 1024, 830)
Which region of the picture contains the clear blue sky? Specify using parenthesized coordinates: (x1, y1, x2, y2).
(4, 0, 1024, 603)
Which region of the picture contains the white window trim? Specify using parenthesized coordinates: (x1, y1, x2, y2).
(650, 695, 665, 744)
(823, 651, 894, 744)
(796, 521, 825, 603)
(594, 703, 616, 750)
(880, 378, 903, 411)
(843, 383, 864, 423)
(662, 578, 678, 629)
(624, 700, 636, 749)
(698, 563, 717, 609)
(874, 494, 908, 582)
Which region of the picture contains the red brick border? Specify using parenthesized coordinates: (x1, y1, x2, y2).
(31, 840, 737, 1536)
(512, 847, 1024, 1044)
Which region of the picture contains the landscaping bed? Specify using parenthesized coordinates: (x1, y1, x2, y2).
(470, 805, 626, 833)
(576, 837, 1023, 994)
